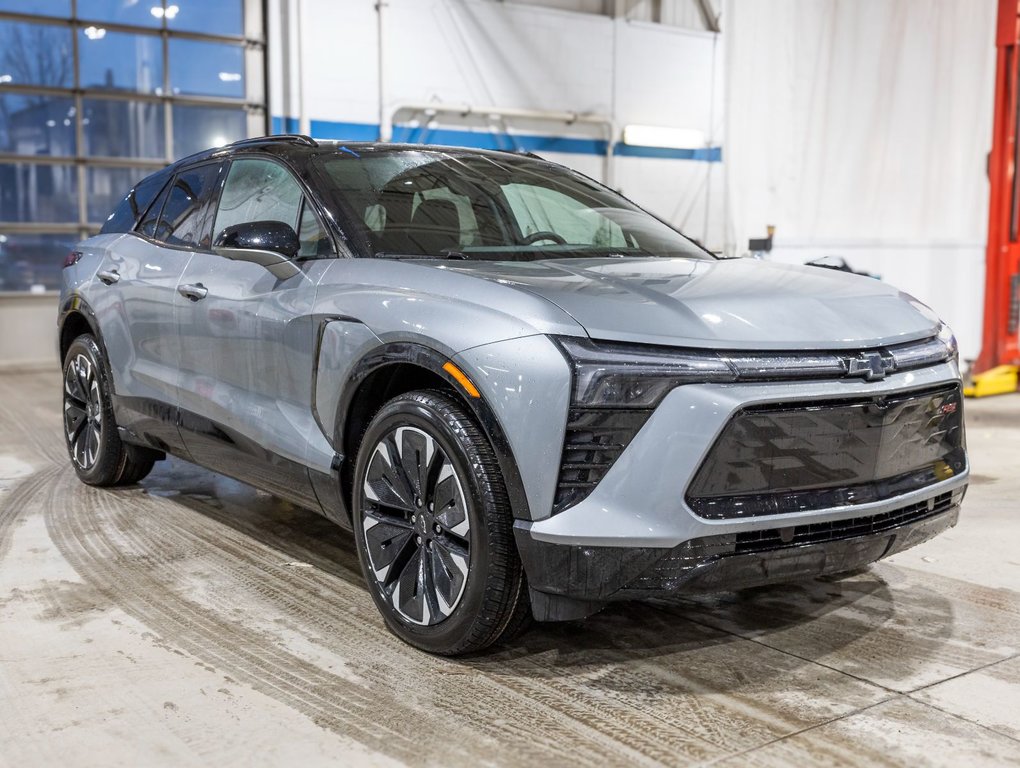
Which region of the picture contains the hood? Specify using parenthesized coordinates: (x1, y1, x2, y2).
(438, 257, 941, 350)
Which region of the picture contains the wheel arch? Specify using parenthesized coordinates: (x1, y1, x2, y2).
(58, 296, 109, 373)
(334, 341, 532, 523)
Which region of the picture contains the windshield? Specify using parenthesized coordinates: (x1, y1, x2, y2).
(314, 150, 712, 261)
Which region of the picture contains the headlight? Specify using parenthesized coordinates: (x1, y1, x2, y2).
(557, 327, 961, 409)
(556, 337, 734, 407)
(937, 322, 959, 365)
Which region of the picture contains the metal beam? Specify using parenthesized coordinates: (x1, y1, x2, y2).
(694, 0, 721, 33)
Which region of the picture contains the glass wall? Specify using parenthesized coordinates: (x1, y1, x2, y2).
(0, 0, 266, 292)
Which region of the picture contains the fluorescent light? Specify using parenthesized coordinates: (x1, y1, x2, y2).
(218, 72, 241, 82)
(165, 4, 179, 19)
(622, 124, 705, 150)
(0, 74, 11, 83)
(83, 25, 106, 39)
(150, 4, 178, 18)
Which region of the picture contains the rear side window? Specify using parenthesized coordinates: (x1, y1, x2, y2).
(137, 180, 173, 238)
(153, 163, 224, 247)
(100, 170, 171, 235)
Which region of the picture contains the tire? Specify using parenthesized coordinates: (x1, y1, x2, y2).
(62, 334, 159, 487)
(351, 390, 531, 655)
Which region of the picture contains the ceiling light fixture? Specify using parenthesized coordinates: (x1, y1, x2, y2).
(622, 124, 706, 150)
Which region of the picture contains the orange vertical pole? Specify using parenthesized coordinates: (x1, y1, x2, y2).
(977, 0, 1020, 372)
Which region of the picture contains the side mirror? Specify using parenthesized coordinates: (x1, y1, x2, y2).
(213, 220, 301, 280)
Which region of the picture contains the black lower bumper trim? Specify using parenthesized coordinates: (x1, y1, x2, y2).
(517, 488, 964, 615)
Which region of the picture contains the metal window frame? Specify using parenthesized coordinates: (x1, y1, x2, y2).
(0, 0, 267, 291)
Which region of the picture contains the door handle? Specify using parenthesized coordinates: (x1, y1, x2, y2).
(97, 269, 120, 285)
(177, 283, 208, 301)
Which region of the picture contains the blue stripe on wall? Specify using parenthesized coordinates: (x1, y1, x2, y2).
(614, 144, 722, 162)
(270, 117, 722, 162)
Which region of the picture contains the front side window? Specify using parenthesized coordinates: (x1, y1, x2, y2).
(212, 158, 333, 259)
(213, 158, 302, 241)
(315, 150, 710, 261)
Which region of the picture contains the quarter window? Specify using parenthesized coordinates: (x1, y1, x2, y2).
(297, 199, 333, 258)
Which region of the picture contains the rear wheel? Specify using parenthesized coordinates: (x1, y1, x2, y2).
(62, 334, 159, 486)
(352, 390, 530, 655)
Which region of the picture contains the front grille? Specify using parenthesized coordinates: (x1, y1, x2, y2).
(629, 489, 962, 592)
(686, 384, 966, 520)
(552, 408, 652, 513)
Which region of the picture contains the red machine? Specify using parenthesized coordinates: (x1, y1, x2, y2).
(975, 0, 1020, 392)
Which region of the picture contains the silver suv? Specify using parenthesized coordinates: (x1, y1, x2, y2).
(59, 135, 968, 655)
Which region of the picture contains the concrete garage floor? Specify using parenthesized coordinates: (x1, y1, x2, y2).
(1, 368, 1019, 768)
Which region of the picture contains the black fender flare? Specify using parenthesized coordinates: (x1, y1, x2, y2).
(57, 294, 114, 381)
(330, 339, 533, 522)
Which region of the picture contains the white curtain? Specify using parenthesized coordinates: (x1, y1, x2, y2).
(721, 0, 997, 357)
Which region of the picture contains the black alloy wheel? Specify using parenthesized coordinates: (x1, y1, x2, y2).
(62, 334, 159, 486)
(361, 423, 471, 625)
(63, 348, 103, 472)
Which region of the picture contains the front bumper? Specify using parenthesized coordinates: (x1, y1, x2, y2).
(513, 362, 968, 620)
(517, 486, 962, 619)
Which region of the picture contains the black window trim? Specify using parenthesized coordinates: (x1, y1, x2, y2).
(212, 152, 342, 262)
(130, 157, 226, 254)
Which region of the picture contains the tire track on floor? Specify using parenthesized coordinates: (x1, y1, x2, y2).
(46, 474, 674, 767)
(121, 489, 734, 764)
(0, 371, 66, 468)
(0, 465, 62, 564)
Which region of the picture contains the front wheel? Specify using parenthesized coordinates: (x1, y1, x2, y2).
(351, 390, 530, 655)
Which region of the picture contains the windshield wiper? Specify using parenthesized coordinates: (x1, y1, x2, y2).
(374, 251, 468, 260)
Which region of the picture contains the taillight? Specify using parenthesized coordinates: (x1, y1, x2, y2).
(64, 250, 83, 268)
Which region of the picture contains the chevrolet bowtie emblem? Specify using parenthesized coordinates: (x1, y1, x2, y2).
(847, 352, 893, 381)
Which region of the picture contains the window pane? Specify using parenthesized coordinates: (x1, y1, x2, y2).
(100, 168, 171, 233)
(167, 0, 243, 35)
(87, 166, 156, 223)
(0, 21, 73, 88)
(83, 98, 165, 158)
(138, 178, 171, 237)
(0, 163, 78, 222)
(169, 39, 244, 98)
(0, 93, 76, 156)
(0, 232, 72, 292)
(171, 104, 245, 159)
(155, 163, 223, 247)
(79, 29, 162, 93)
(503, 184, 627, 247)
(170, 0, 245, 35)
(298, 200, 332, 258)
(213, 159, 301, 242)
(0, 0, 69, 16)
(77, 0, 161, 27)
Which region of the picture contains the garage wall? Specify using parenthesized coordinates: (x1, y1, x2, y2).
(723, 0, 997, 361)
(267, 0, 726, 249)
